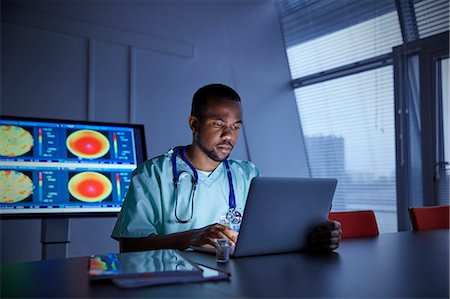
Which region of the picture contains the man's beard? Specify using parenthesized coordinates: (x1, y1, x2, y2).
(195, 136, 232, 162)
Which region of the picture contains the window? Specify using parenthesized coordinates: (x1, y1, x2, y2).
(277, 0, 449, 233)
(414, 0, 449, 38)
(393, 32, 449, 229)
(287, 11, 401, 78)
(296, 67, 397, 233)
(277, 0, 402, 233)
(437, 57, 449, 205)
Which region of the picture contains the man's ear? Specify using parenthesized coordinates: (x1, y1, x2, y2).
(189, 116, 199, 134)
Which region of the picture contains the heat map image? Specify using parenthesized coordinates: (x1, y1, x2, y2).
(0, 170, 33, 203)
(0, 125, 34, 157)
(68, 172, 112, 203)
(66, 130, 110, 159)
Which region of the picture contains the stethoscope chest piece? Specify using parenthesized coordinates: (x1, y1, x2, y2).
(226, 208, 242, 224)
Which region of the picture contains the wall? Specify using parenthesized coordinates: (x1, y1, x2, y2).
(0, 0, 309, 263)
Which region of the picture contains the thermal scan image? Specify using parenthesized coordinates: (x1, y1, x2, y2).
(0, 170, 33, 203)
(66, 130, 110, 159)
(68, 172, 112, 203)
(0, 125, 34, 157)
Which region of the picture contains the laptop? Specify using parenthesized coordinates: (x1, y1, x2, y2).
(191, 177, 337, 258)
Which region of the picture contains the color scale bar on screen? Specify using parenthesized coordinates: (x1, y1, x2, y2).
(39, 171, 43, 200)
(116, 173, 121, 200)
(113, 132, 118, 159)
(38, 128, 43, 156)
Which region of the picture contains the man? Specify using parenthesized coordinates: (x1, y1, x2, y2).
(112, 84, 341, 252)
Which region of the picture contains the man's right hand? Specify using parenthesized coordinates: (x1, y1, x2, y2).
(120, 223, 238, 252)
(189, 223, 238, 248)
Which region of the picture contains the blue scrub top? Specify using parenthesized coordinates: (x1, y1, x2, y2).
(111, 147, 260, 240)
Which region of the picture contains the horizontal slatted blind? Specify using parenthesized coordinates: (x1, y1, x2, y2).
(296, 67, 397, 233)
(276, 0, 396, 47)
(276, 0, 401, 233)
(286, 10, 402, 78)
(414, 0, 449, 38)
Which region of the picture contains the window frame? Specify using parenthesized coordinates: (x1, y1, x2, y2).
(393, 31, 449, 230)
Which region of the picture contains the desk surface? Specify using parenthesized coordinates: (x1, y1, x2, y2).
(1, 230, 449, 298)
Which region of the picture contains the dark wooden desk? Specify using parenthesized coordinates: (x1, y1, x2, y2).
(1, 230, 448, 298)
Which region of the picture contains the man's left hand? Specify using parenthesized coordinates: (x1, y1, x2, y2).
(307, 220, 341, 252)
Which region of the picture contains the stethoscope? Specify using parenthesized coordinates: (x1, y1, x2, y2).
(172, 146, 242, 224)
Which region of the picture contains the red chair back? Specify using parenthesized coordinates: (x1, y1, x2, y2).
(328, 210, 379, 239)
(408, 206, 450, 231)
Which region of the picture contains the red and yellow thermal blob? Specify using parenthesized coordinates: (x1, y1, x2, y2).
(89, 257, 108, 271)
(68, 172, 112, 203)
(0, 170, 33, 203)
(66, 130, 110, 159)
(0, 125, 34, 157)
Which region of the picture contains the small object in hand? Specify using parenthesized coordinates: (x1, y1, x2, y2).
(215, 238, 230, 263)
(219, 215, 229, 226)
(230, 222, 240, 232)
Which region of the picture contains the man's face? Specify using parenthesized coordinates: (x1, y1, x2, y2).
(191, 97, 243, 162)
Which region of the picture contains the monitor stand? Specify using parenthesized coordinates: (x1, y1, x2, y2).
(41, 218, 70, 260)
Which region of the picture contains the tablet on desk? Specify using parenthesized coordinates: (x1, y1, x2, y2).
(89, 249, 230, 288)
(89, 249, 202, 280)
(191, 177, 337, 258)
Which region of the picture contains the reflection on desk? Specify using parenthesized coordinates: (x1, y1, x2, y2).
(1, 230, 448, 298)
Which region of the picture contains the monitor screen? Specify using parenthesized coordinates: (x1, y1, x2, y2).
(0, 116, 147, 216)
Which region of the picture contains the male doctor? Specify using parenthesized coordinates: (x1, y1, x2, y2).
(112, 84, 341, 252)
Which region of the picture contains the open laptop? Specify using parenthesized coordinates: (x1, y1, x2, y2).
(191, 177, 337, 258)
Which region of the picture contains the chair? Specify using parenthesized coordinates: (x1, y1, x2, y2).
(408, 205, 450, 231)
(328, 210, 379, 239)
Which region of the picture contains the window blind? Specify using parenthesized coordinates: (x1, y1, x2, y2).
(276, 0, 401, 233)
(286, 10, 402, 79)
(414, 0, 449, 38)
(276, 0, 397, 47)
(296, 67, 397, 233)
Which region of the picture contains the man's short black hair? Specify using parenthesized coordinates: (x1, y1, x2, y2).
(191, 84, 241, 118)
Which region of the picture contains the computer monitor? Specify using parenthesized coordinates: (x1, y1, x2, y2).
(0, 116, 147, 216)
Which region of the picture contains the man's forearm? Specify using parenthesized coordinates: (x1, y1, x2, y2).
(120, 230, 194, 252)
